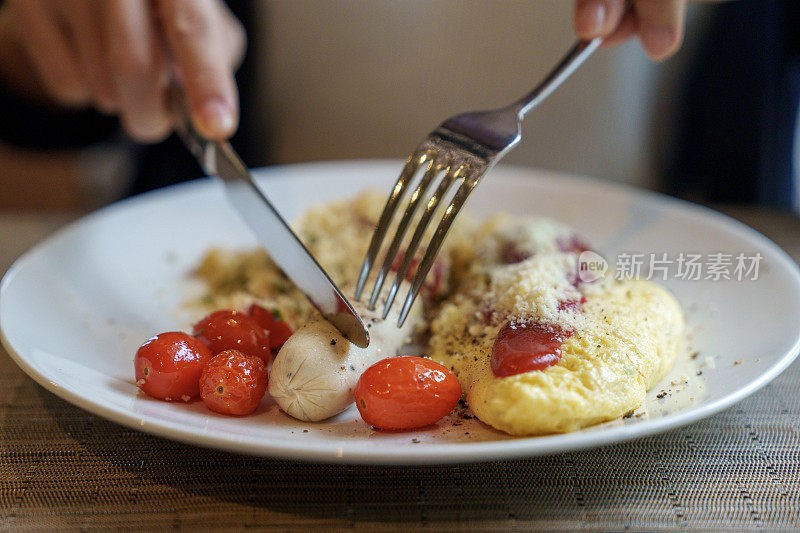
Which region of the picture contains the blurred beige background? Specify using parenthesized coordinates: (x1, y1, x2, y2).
(0, 0, 714, 210)
(254, 0, 711, 189)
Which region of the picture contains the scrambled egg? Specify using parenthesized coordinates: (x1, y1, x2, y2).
(431, 279, 683, 435)
(195, 190, 406, 327)
(430, 215, 684, 435)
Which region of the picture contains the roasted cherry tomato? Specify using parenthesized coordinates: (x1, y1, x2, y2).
(134, 332, 213, 401)
(247, 304, 293, 350)
(491, 322, 570, 377)
(354, 356, 462, 430)
(200, 350, 269, 416)
(193, 309, 271, 362)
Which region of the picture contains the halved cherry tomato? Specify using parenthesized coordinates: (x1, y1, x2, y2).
(354, 356, 462, 430)
(199, 350, 268, 416)
(193, 310, 271, 362)
(247, 304, 293, 350)
(491, 322, 570, 377)
(134, 332, 212, 401)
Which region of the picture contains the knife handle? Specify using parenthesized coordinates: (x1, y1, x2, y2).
(166, 83, 217, 176)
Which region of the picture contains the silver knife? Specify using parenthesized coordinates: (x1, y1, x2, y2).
(169, 89, 370, 348)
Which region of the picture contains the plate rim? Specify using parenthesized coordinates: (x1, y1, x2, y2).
(2, 159, 800, 464)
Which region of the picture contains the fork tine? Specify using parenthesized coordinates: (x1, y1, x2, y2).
(381, 163, 459, 319)
(396, 166, 481, 327)
(367, 156, 445, 309)
(353, 150, 430, 300)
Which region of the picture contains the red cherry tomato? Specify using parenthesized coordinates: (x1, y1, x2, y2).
(557, 235, 592, 254)
(199, 350, 269, 416)
(390, 250, 446, 298)
(491, 322, 570, 377)
(247, 304, 293, 350)
(354, 356, 462, 430)
(557, 295, 587, 312)
(134, 332, 213, 401)
(500, 241, 531, 264)
(193, 310, 271, 362)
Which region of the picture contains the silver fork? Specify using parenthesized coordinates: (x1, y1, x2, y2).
(354, 37, 603, 327)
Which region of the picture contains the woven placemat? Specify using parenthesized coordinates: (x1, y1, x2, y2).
(1, 346, 798, 531)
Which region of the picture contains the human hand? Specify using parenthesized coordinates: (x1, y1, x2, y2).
(0, 0, 245, 142)
(574, 0, 705, 61)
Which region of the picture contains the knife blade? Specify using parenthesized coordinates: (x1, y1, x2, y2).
(170, 93, 369, 348)
(212, 144, 370, 348)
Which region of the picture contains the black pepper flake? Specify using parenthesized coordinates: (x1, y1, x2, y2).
(349, 364, 355, 371)
(696, 370, 703, 376)
(690, 351, 699, 359)
(656, 391, 668, 399)
(411, 438, 420, 443)
(330, 339, 337, 345)
(622, 410, 635, 419)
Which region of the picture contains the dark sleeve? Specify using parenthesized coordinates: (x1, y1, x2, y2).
(0, 79, 119, 150)
(665, 0, 800, 209)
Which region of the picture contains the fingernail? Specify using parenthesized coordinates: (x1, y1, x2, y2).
(198, 98, 236, 138)
(576, 1, 607, 36)
(641, 26, 678, 61)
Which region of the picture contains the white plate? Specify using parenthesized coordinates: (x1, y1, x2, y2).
(2, 161, 800, 464)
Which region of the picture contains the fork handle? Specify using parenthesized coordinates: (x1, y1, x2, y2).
(512, 37, 603, 118)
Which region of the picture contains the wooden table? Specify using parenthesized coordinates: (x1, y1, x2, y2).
(1, 205, 799, 531)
